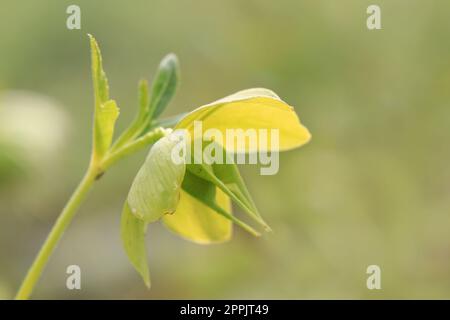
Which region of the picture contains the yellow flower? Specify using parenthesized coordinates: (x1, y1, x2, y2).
(163, 88, 311, 243)
(123, 87, 310, 287)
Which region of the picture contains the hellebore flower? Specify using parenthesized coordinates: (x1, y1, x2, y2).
(122, 88, 311, 287)
(15, 36, 313, 299)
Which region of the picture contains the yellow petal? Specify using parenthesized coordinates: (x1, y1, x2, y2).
(162, 189, 232, 244)
(175, 88, 311, 152)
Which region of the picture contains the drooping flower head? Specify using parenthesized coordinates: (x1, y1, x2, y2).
(122, 88, 311, 287)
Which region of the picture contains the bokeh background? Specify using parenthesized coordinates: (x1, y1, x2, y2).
(1, 0, 449, 299)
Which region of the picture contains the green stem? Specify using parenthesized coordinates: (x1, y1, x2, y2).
(15, 167, 97, 300)
(15, 128, 167, 300)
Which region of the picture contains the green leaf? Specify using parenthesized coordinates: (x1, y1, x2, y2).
(186, 142, 270, 231)
(138, 79, 150, 123)
(212, 160, 263, 221)
(111, 80, 150, 151)
(94, 99, 119, 158)
(121, 202, 150, 288)
(148, 53, 179, 120)
(88, 34, 109, 107)
(127, 133, 186, 223)
(112, 54, 180, 150)
(182, 170, 260, 237)
(89, 35, 119, 160)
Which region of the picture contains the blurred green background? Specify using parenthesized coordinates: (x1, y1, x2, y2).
(1, 0, 449, 299)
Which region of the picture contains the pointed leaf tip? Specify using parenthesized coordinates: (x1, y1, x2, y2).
(121, 202, 151, 288)
(88, 35, 118, 160)
(148, 53, 180, 120)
